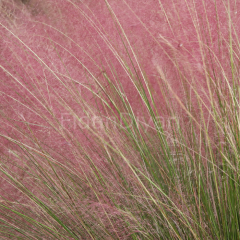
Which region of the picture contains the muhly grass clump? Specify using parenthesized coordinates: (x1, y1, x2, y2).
(0, 0, 240, 239)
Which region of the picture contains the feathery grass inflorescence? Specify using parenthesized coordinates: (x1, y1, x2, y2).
(0, 0, 240, 239)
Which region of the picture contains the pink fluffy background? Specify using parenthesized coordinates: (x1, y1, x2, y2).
(0, 0, 240, 201)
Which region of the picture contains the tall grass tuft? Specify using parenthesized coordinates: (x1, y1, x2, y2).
(0, 0, 240, 239)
